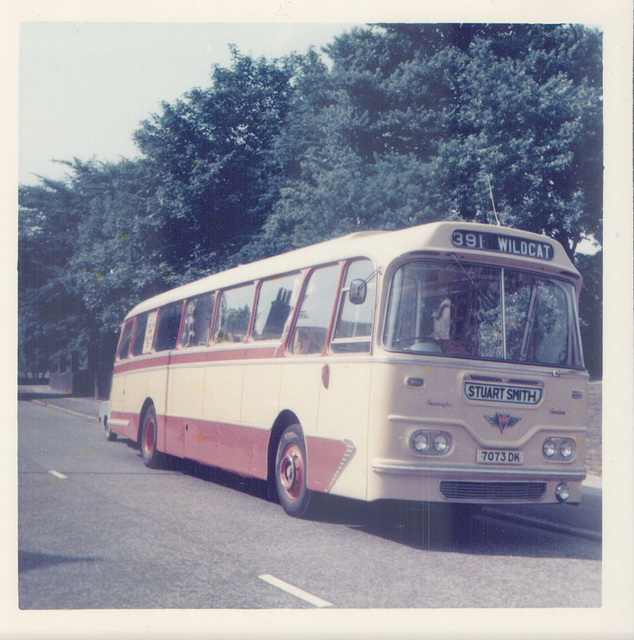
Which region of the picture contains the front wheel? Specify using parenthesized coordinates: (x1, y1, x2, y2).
(275, 424, 311, 518)
(140, 405, 163, 468)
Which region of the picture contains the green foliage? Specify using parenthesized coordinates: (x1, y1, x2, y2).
(19, 176, 89, 378)
(66, 158, 170, 332)
(133, 47, 295, 277)
(244, 24, 602, 261)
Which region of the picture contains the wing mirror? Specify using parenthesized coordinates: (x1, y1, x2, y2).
(349, 279, 367, 305)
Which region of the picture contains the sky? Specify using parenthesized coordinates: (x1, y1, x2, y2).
(18, 22, 356, 185)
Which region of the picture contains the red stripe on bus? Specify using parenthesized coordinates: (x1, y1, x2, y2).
(305, 436, 350, 492)
(163, 414, 270, 479)
(109, 410, 140, 441)
(113, 355, 170, 374)
(113, 345, 279, 374)
(110, 409, 351, 492)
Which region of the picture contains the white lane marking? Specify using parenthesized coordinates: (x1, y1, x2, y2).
(49, 470, 68, 480)
(258, 574, 333, 608)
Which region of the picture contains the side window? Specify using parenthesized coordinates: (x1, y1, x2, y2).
(131, 311, 153, 356)
(154, 302, 184, 352)
(213, 284, 255, 343)
(116, 320, 134, 360)
(180, 293, 215, 348)
(332, 259, 376, 354)
(252, 273, 302, 341)
(289, 264, 340, 355)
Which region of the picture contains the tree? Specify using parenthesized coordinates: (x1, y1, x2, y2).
(19, 158, 171, 393)
(133, 47, 295, 278)
(18, 176, 88, 379)
(245, 24, 602, 262)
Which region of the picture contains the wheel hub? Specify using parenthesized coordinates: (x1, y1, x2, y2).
(281, 452, 297, 489)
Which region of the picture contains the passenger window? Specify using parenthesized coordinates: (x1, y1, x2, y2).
(289, 264, 340, 355)
(213, 284, 255, 343)
(180, 293, 215, 347)
(253, 273, 302, 341)
(117, 320, 134, 360)
(131, 312, 151, 356)
(154, 302, 184, 352)
(332, 259, 376, 353)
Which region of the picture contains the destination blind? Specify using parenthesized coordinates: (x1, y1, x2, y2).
(451, 229, 554, 261)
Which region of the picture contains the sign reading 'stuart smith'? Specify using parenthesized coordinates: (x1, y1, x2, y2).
(451, 229, 554, 261)
(464, 380, 543, 405)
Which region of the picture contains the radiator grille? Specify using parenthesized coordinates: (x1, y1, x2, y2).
(439, 481, 547, 501)
(467, 375, 503, 383)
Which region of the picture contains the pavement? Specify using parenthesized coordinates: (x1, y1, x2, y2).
(18, 385, 103, 421)
(18, 384, 602, 540)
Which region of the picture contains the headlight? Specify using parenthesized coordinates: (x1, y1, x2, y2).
(542, 437, 576, 461)
(556, 483, 571, 502)
(411, 431, 429, 453)
(433, 434, 449, 453)
(410, 430, 451, 456)
(543, 439, 557, 458)
(559, 440, 574, 459)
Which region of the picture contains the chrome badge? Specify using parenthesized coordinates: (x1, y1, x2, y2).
(485, 413, 521, 434)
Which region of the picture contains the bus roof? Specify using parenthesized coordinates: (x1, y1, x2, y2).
(125, 221, 580, 319)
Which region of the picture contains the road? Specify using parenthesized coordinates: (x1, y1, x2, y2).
(18, 398, 601, 610)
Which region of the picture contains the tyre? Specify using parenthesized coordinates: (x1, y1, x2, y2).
(104, 417, 117, 442)
(275, 424, 311, 518)
(140, 405, 163, 468)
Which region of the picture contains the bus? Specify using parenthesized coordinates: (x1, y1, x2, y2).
(102, 221, 588, 519)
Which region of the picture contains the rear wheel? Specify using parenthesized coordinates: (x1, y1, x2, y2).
(140, 405, 163, 468)
(275, 424, 311, 518)
(104, 417, 117, 442)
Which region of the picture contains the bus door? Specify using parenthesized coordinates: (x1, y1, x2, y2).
(282, 264, 342, 438)
(166, 293, 216, 464)
(196, 285, 254, 472)
(314, 258, 377, 499)
(148, 302, 185, 457)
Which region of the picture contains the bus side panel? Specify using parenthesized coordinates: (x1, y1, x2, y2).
(110, 371, 125, 416)
(313, 360, 373, 500)
(122, 369, 148, 441)
(215, 422, 270, 479)
(167, 363, 206, 458)
(305, 436, 351, 492)
(278, 362, 322, 435)
(241, 361, 282, 430)
(202, 360, 244, 424)
(109, 370, 139, 441)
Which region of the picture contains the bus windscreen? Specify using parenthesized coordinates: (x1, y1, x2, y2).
(384, 260, 583, 368)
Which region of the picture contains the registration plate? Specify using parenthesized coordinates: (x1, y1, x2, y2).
(477, 449, 524, 465)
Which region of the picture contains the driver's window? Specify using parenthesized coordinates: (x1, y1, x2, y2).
(331, 259, 376, 353)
